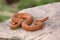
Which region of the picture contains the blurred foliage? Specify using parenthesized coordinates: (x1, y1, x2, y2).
(0, 15, 10, 22)
(0, 0, 60, 22)
(18, 0, 60, 9)
(36, 0, 60, 5)
(0, 0, 18, 22)
(18, 0, 36, 10)
(0, 0, 18, 12)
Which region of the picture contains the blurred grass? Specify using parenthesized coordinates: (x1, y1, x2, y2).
(0, 15, 10, 22)
(36, 0, 60, 6)
(0, 0, 18, 13)
(0, 0, 60, 22)
(18, 0, 36, 10)
(0, 10, 13, 22)
(0, 0, 18, 22)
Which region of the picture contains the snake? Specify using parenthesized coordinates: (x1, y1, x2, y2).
(10, 13, 48, 31)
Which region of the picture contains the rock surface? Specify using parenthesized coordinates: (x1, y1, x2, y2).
(0, 2, 60, 40)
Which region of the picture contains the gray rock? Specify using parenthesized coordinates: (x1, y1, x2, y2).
(0, 2, 60, 40)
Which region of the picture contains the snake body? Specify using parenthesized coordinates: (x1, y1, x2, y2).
(10, 13, 48, 31)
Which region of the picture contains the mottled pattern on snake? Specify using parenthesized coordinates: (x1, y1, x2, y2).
(10, 13, 48, 31)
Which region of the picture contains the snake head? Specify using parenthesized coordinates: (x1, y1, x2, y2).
(10, 17, 23, 29)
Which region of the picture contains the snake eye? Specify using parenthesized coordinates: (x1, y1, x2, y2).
(15, 22, 18, 25)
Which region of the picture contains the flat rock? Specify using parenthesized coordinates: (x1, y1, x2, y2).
(0, 2, 60, 40)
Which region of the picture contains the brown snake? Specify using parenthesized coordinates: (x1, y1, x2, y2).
(10, 13, 48, 31)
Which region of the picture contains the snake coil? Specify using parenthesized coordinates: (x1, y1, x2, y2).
(10, 13, 48, 31)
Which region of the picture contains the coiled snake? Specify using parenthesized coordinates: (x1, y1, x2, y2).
(10, 13, 48, 31)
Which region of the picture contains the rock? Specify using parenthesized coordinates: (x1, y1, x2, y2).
(0, 2, 60, 40)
